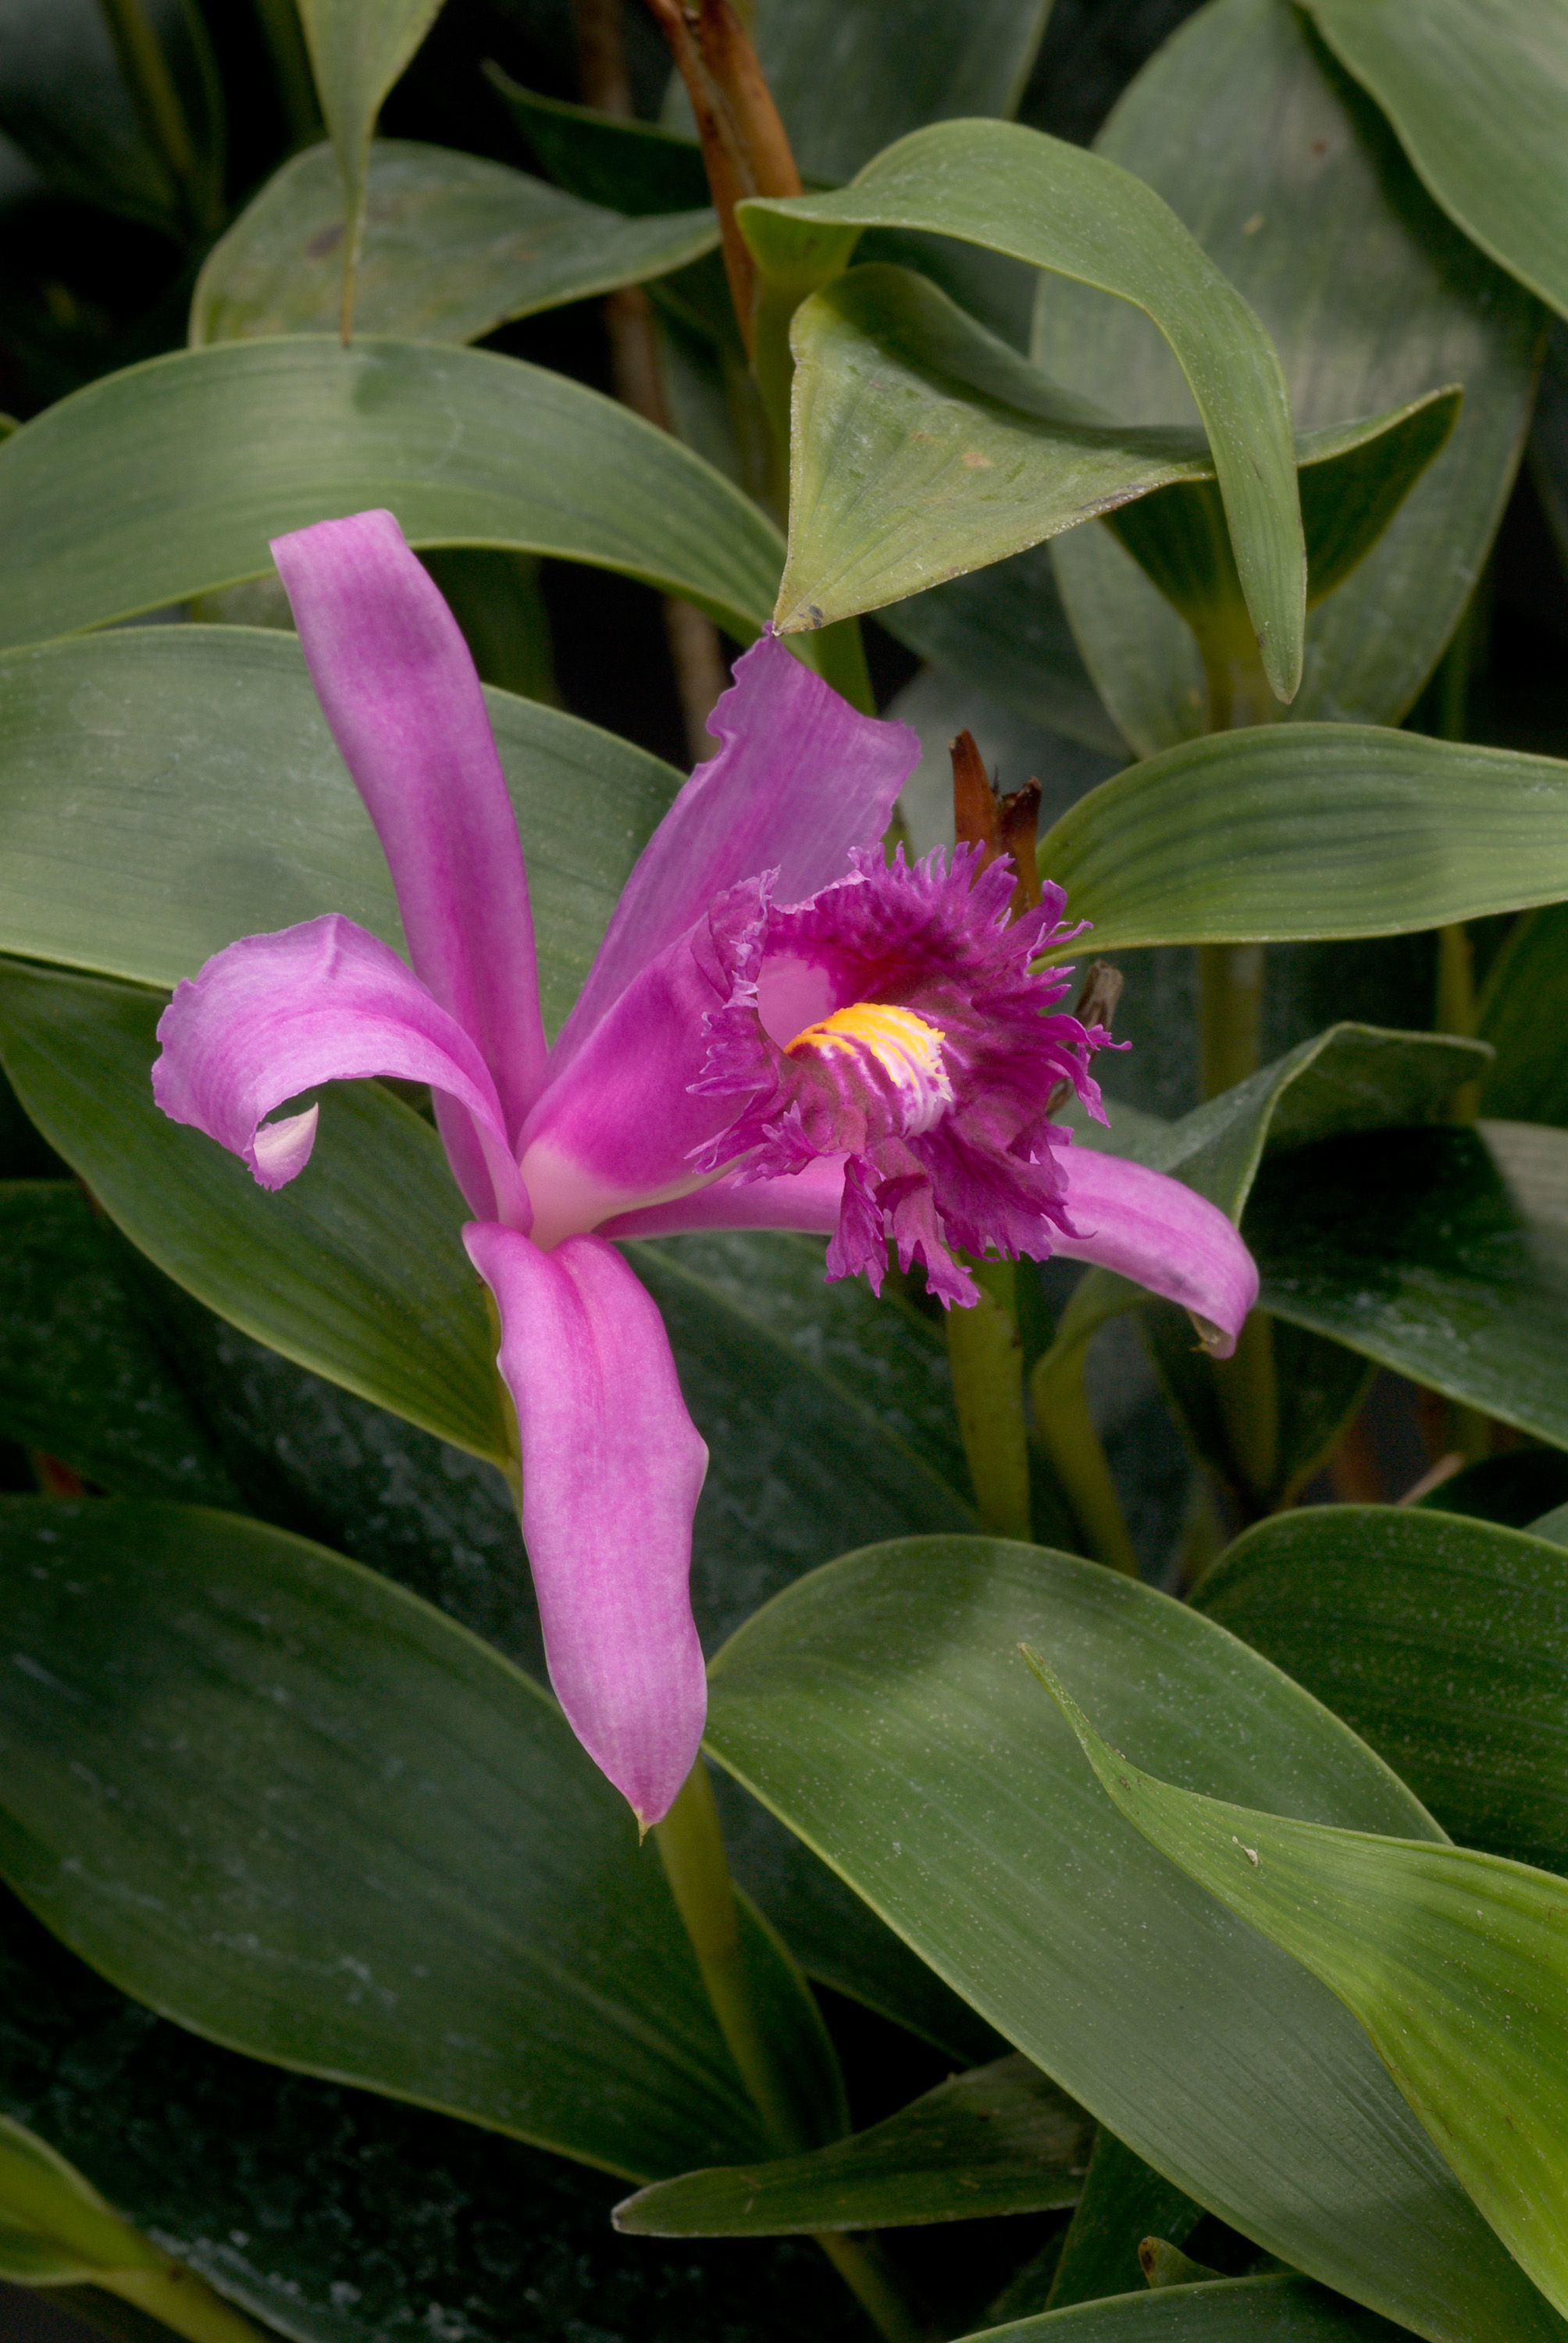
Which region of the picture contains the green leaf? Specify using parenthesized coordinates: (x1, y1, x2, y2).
(293, 0, 441, 321)
(1039, 1022, 1489, 1378)
(702, 1537, 1561, 2342)
(486, 70, 711, 215)
(1046, 2131, 1202, 2312)
(615, 2053, 1090, 2236)
(968, 2276, 1417, 2343)
(878, 544, 1126, 758)
(0, 1496, 780, 2181)
(0, 1182, 241, 1504)
(1039, 0, 1541, 751)
(0, 2113, 163, 2283)
(1248, 1120, 1568, 1450)
(1307, 0, 1568, 323)
(1039, 723, 1568, 952)
(190, 139, 718, 347)
(0, 337, 783, 651)
(0, 963, 508, 1464)
(739, 119, 1305, 699)
(1033, 1653, 1568, 2325)
(0, 625, 680, 1036)
(1195, 1505, 1568, 1876)
(779, 262, 1451, 635)
(1477, 900, 1568, 1124)
(726, 0, 1051, 187)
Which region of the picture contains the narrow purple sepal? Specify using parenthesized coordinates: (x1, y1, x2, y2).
(152, 915, 529, 1225)
(1052, 1146, 1259, 1355)
(270, 511, 548, 1144)
(550, 633, 919, 1070)
(465, 1223, 710, 1828)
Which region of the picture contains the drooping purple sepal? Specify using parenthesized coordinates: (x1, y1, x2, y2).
(465, 1223, 710, 1829)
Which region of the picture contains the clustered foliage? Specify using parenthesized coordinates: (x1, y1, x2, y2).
(1, 3, 1567, 2342)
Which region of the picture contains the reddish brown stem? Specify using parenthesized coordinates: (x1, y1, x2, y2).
(643, 0, 800, 348)
(950, 728, 1043, 918)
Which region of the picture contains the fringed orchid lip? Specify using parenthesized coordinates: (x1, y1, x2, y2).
(150, 508, 1260, 1827)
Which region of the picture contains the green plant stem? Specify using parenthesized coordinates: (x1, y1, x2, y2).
(1210, 1311, 1279, 1511)
(94, 0, 214, 233)
(654, 1765, 925, 2343)
(97, 2268, 271, 2343)
(1197, 943, 1264, 1100)
(1030, 1345, 1139, 1576)
(945, 1257, 1032, 1539)
(248, 0, 323, 147)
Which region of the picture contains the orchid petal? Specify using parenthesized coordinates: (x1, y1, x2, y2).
(465, 1225, 708, 1829)
(517, 926, 738, 1248)
(601, 1157, 847, 1240)
(1053, 1147, 1259, 1357)
(153, 915, 529, 1225)
(551, 633, 918, 1068)
(270, 510, 547, 1139)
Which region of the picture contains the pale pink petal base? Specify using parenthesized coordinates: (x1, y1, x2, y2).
(465, 1224, 710, 1828)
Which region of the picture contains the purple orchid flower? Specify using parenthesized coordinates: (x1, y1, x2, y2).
(152, 510, 1258, 1831)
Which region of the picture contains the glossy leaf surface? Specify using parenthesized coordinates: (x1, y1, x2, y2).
(739, 119, 1306, 697)
(1196, 1507, 1568, 1875)
(0, 338, 783, 651)
(780, 262, 1450, 633)
(1308, 0, 1568, 322)
(1040, 0, 1541, 750)
(0, 965, 508, 1464)
(0, 1498, 776, 2180)
(1040, 724, 1568, 951)
(0, 1182, 241, 1504)
(1039, 1660, 1568, 2323)
(191, 140, 717, 346)
(615, 2054, 1089, 2235)
(1477, 900, 1568, 1125)
(703, 1538, 1563, 2342)
(0, 626, 680, 1036)
(294, 0, 442, 309)
(976, 2278, 1413, 2343)
(1249, 1121, 1568, 1450)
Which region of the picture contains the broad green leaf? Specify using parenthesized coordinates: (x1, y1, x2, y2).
(1040, 0, 1541, 751)
(0, 2113, 162, 2283)
(0, 626, 680, 1034)
(0, 1182, 241, 1504)
(0, 337, 783, 651)
(293, 0, 441, 323)
(739, 119, 1305, 699)
(1477, 900, 1568, 1124)
(0, 0, 221, 235)
(1036, 1656, 1568, 2325)
(487, 70, 711, 215)
(779, 262, 1452, 633)
(0, 1497, 782, 2181)
(190, 139, 717, 347)
(710, 0, 1052, 187)
(1046, 2131, 1203, 2312)
(1308, 0, 1568, 323)
(615, 2054, 1090, 2236)
(1039, 724, 1568, 952)
(878, 544, 1126, 757)
(0, 964, 508, 1464)
(702, 1537, 1563, 2343)
(971, 2277, 1415, 2343)
(1195, 1507, 1568, 1875)
(0, 1899, 868, 2343)
(1249, 1120, 1568, 1450)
